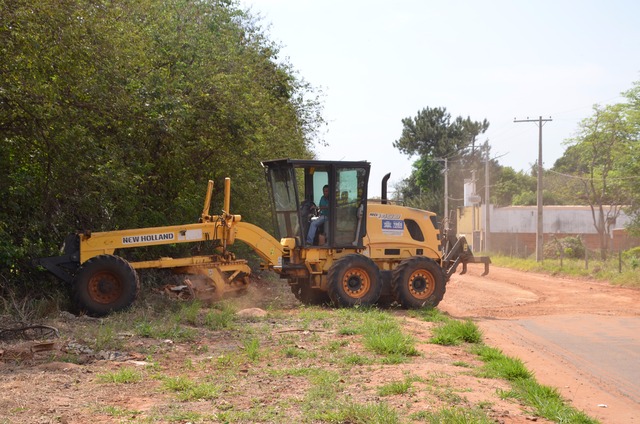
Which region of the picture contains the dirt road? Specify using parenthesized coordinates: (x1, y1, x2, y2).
(439, 266, 640, 424)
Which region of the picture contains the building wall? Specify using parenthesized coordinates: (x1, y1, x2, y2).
(457, 205, 637, 254)
(613, 228, 640, 251)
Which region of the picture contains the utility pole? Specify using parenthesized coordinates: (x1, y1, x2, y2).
(484, 141, 490, 252)
(513, 116, 552, 262)
(443, 157, 449, 228)
(471, 169, 477, 237)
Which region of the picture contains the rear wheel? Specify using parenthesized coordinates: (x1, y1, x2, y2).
(392, 257, 445, 309)
(290, 280, 330, 305)
(300, 284, 331, 306)
(72, 255, 139, 316)
(328, 254, 382, 307)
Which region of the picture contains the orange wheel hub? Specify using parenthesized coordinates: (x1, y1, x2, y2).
(87, 271, 124, 304)
(341, 267, 370, 299)
(407, 270, 435, 300)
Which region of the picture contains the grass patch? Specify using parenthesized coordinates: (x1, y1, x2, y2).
(342, 353, 374, 366)
(471, 344, 598, 423)
(282, 345, 315, 359)
(173, 300, 202, 325)
(161, 375, 220, 401)
(134, 319, 197, 342)
(163, 410, 208, 422)
(359, 310, 419, 357)
(409, 307, 449, 322)
(332, 401, 400, 424)
(203, 303, 236, 330)
(216, 405, 281, 423)
(96, 405, 142, 418)
(491, 254, 640, 287)
(471, 345, 532, 380)
(93, 323, 124, 351)
(377, 377, 414, 396)
(243, 337, 261, 361)
(97, 367, 142, 384)
(411, 406, 494, 423)
(430, 319, 483, 346)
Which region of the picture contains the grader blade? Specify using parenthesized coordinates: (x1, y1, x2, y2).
(460, 256, 491, 276)
(170, 260, 252, 302)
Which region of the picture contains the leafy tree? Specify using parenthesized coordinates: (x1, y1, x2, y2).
(0, 0, 322, 286)
(620, 80, 640, 235)
(553, 103, 635, 259)
(492, 166, 535, 207)
(393, 107, 489, 217)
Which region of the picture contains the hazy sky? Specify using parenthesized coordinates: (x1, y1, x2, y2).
(241, 0, 639, 196)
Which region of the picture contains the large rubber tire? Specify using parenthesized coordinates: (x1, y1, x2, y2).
(72, 255, 139, 317)
(327, 254, 382, 307)
(290, 280, 330, 306)
(300, 284, 331, 306)
(392, 257, 445, 309)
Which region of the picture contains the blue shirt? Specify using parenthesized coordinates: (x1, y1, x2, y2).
(319, 196, 329, 216)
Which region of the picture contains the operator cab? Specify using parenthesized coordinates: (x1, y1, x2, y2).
(262, 159, 370, 248)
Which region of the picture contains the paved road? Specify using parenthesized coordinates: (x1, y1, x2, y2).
(439, 266, 640, 424)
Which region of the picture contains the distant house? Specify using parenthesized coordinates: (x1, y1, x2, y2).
(456, 204, 639, 254)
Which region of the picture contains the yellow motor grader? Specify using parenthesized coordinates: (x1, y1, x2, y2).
(37, 159, 489, 316)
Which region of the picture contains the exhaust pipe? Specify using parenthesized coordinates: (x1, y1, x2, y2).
(381, 173, 391, 204)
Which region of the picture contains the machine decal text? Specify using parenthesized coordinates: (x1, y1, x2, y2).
(381, 219, 404, 236)
(122, 232, 175, 245)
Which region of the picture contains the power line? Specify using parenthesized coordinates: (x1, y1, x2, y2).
(547, 169, 640, 181)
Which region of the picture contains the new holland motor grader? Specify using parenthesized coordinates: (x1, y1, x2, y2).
(36, 159, 489, 316)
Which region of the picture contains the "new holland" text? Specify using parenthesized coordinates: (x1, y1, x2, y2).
(122, 233, 175, 245)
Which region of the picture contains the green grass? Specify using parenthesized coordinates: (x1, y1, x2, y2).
(471, 345, 532, 380)
(96, 405, 142, 418)
(243, 337, 261, 361)
(359, 310, 419, 357)
(491, 254, 640, 287)
(411, 406, 494, 423)
(430, 319, 483, 346)
(377, 378, 414, 396)
(342, 353, 374, 366)
(282, 345, 315, 359)
(421, 317, 596, 423)
(471, 344, 598, 423)
(203, 303, 236, 330)
(134, 319, 197, 342)
(97, 367, 143, 384)
(173, 300, 202, 325)
(161, 376, 220, 401)
(408, 307, 450, 322)
(93, 324, 124, 351)
(20, 283, 600, 424)
(330, 402, 400, 424)
(301, 367, 400, 423)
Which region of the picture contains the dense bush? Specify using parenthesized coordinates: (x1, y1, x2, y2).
(543, 236, 586, 260)
(623, 247, 640, 270)
(1, 0, 322, 289)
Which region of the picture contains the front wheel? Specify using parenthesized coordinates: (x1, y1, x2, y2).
(392, 257, 445, 309)
(72, 255, 139, 316)
(327, 254, 382, 307)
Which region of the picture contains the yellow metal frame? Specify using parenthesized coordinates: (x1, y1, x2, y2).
(77, 178, 284, 272)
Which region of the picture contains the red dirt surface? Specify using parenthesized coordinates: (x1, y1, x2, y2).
(1, 267, 637, 423)
(440, 266, 640, 424)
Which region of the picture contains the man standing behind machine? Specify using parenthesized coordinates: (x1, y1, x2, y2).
(306, 184, 329, 245)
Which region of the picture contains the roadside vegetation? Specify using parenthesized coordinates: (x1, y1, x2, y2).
(491, 247, 640, 287)
(0, 283, 599, 423)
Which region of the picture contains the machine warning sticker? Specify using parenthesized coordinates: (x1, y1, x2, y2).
(382, 219, 404, 236)
(122, 232, 175, 245)
(178, 229, 202, 241)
